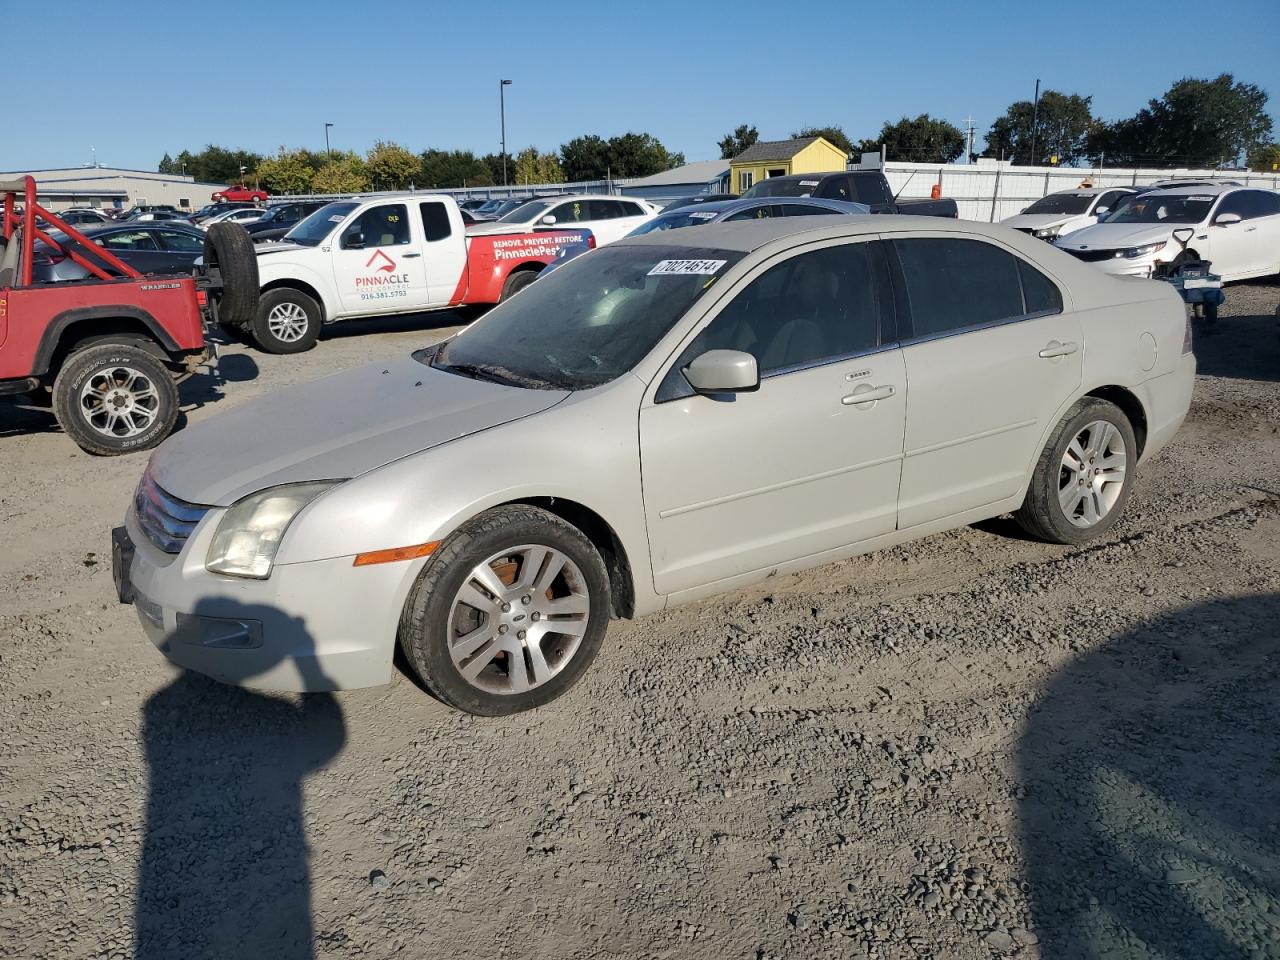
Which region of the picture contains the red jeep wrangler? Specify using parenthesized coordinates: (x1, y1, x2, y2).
(0, 176, 258, 455)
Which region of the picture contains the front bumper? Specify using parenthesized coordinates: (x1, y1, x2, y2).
(1065, 253, 1161, 278)
(115, 505, 418, 692)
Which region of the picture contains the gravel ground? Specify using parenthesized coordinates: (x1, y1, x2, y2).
(1, 285, 1278, 960)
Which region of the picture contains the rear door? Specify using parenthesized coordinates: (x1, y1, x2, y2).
(97, 229, 169, 275)
(611, 199, 653, 237)
(892, 235, 1081, 528)
(330, 202, 430, 313)
(639, 238, 906, 595)
(417, 200, 468, 305)
(154, 229, 206, 272)
(1206, 190, 1280, 279)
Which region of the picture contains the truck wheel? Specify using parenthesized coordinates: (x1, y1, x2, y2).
(253, 288, 322, 354)
(499, 269, 538, 302)
(52, 343, 179, 457)
(204, 222, 259, 328)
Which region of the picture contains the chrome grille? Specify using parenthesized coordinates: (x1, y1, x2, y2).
(134, 470, 210, 554)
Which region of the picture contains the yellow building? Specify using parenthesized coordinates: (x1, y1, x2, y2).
(728, 137, 849, 194)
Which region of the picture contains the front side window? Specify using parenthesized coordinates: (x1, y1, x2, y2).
(433, 244, 745, 390)
(550, 200, 589, 223)
(724, 205, 773, 222)
(658, 242, 890, 401)
(343, 204, 410, 248)
(157, 230, 204, 252)
(777, 203, 843, 218)
(100, 231, 159, 251)
(1107, 194, 1214, 225)
(893, 237, 1059, 339)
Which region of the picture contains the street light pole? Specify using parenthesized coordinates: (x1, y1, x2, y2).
(324, 122, 334, 161)
(500, 79, 513, 186)
(1028, 78, 1041, 167)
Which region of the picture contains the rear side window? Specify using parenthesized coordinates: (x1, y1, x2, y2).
(852, 175, 892, 206)
(586, 199, 619, 220)
(776, 203, 842, 218)
(617, 201, 645, 216)
(893, 237, 1026, 338)
(1018, 260, 1063, 316)
(724, 206, 773, 222)
(419, 201, 452, 242)
(157, 230, 204, 252)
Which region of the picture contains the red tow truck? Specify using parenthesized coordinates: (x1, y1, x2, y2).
(0, 176, 257, 455)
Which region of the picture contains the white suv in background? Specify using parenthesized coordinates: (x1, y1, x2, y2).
(1002, 187, 1135, 241)
(466, 194, 657, 245)
(1055, 185, 1280, 280)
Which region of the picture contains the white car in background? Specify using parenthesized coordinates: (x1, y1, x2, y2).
(198, 207, 265, 231)
(1002, 187, 1135, 241)
(466, 194, 657, 245)
(1055, 185, 1280, 280)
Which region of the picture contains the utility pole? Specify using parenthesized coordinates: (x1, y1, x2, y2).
(324, 122, 334, 161)
(1028, 79, 1041, 166)
(500, 79, 513, 186)
(964, 115, 976, 164)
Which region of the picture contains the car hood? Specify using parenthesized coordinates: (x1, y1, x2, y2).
(1055, 222, 1177, 250)
(1001, 213, 1076, 231)
(150, 354, 568, 506)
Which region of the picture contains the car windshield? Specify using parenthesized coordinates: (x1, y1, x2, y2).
(285, 201, 359, 245)
(1023, 194, 1093, 215)
(741, 179, 814, 198)
(1104, 194, 1214, 225)
(628, 210, 722, 236)
(497, 200, 552, 223)
(431, 244, 744, 390)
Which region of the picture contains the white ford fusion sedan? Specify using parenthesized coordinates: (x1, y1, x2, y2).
(114, 217, 1195, 715)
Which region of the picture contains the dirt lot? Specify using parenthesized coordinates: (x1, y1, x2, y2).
(2, 287, 1278, 960)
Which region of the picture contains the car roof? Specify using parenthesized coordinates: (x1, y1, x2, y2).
(1138, 184, 1240, 197)
(1046, 186, 1134, 197)
(657, 196, 868, 217)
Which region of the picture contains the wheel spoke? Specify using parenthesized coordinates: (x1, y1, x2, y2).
(1064, 439, 1088, 472)
(469, 563, 508, 601)
(1059, 481, 1082, 515)
(514, 545, 550, 591)
(456, 583, 499, 616)
(458, 637, 505, 681)
(525, 639, 553, 687)
(540, 615, 588, 639)
(533, 549, 567, 594)
(451, 623, 497, 660)
(543, 593, 589, 616)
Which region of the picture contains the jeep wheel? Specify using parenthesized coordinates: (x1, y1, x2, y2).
(52, 343, 179, 456)
(203, 222, 260, 328)
(253, 288, 322, 354)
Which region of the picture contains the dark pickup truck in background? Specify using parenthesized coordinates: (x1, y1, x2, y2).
(741, 171, 959, 218)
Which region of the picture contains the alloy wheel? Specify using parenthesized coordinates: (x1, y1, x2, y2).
(1059, 419, 1127, 527)
(78, 366, 160, 439)
(266, 301, 310, 342)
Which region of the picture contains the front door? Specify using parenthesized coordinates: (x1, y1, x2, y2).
(640, 239, 906, 596)
(891, 235, 1083, 528)
(332, 202, 429, 314)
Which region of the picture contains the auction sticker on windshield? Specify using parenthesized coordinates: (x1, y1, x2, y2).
(648, 259, 727, 276)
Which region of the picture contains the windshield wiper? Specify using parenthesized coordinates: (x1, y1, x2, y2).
(441, 361, 549, 389)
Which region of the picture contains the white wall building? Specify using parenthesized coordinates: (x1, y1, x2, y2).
(0, 166, 229, 212)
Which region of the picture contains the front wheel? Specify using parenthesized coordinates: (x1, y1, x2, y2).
(52, 343, 179, 456)
(252, 288, 322, 354)
(1015, 398, 1137, 545)
(399, 505, 611, 716)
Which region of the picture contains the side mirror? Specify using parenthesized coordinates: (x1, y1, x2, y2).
(1213, 212, 1241, 227)
(684, 349, 759, 394)
(343, 230, 365, 249)
(1171, 227, 1195, 246)
(1094, 206, 1109, 217)
(540, 215, 558, 225)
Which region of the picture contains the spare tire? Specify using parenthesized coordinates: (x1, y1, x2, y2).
(203, 222, 259, 328)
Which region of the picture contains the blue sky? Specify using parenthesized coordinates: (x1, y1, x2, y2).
(8, 0, 1278, 172)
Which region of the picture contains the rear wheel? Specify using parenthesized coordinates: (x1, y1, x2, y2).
(52, 343, 179, 456)
(399, 505, 611, 716)
(1015, 398, 1136, 545)
(499, 268, 538, 302)
(252, 288, 322, 354)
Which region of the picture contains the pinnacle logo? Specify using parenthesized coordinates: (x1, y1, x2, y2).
(365, 249, 396, 273)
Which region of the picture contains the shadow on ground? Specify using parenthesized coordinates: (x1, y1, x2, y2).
(1191, 286, 1280, 383)
(1018, 592, 1280, 959)
(134, 600, 347, 959)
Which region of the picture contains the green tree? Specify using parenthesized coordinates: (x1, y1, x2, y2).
(718, 124, 759, 159)
(790, 125, 855, 155)
(1248, 141, 1280, 172)
(420, 149, 495, 187)
(513, 147, 565, 185)
(311, 152, 369, 193)
(254, 147, 315, 194)
(560, 135, 612, 181)
(1088, 75, 1272, 168)
(606, 132, 680, 177)
(984, 91, 1095, 165)
(863, 114, 965, 163)
(158, 153, 176, 175)
(480, 153, 507, 184)
(365, 140, 421, 189)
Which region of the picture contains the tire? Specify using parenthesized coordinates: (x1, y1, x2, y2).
(499, 268, 538, 302)
(52, 342, 179, 456)
(203, 222, 259, 328)
(252, 287, 322, 354)
(1015, 397, 1137, 545)
(399, 505, 612, 716)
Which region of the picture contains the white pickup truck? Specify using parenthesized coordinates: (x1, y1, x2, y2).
(228, 193, 592, 354)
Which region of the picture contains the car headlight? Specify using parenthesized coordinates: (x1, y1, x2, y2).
(206, 481, 342, 579)
(1119, 241, 1166, 259)
(1033, 225, 1061, 239)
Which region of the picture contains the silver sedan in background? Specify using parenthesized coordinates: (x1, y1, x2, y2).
(116, 217, 1195, 715)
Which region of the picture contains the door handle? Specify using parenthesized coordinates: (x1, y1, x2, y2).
(1039, 340, 1079, 359)
(401, 252, 422, 258)
(841, 384, 894, 406)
